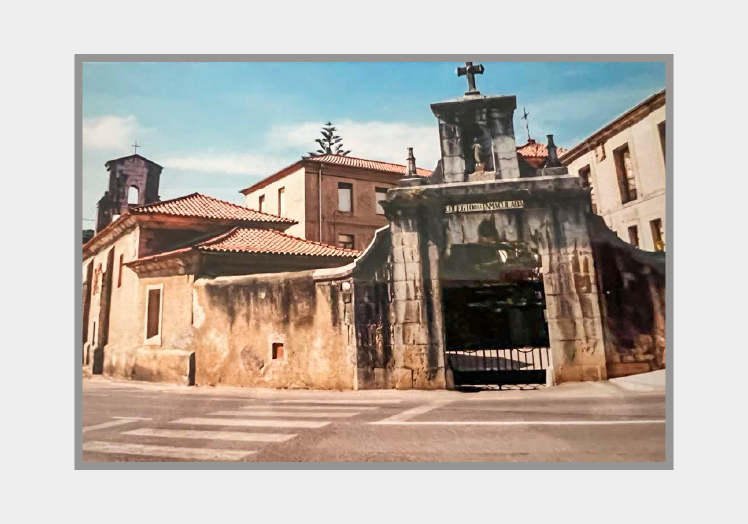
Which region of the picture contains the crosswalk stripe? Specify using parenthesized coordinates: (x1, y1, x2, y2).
(170, 417, 330, 429)
(82, 441, 255, 461)
(210, 410, 358, 418)
(123, 428, 297, 443)
(240, 405, 379, 411)
(82, 417, 152, 434)
(273, 399, 402, 405)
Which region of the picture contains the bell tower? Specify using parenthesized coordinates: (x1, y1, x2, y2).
(95, 154, 162, 232)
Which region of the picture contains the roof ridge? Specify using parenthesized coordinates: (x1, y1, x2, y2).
(194, 192, 290, 221)
(131, 192, 200, 211)
(262, 227, 361, 254)
(194, 227, 241, 248)
(307, 153, 432, 172)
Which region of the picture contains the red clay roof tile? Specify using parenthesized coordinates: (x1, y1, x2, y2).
(305, 154, 432, 177)
(516, 139, 567, 158)
(196, 227, 360, 257)
(130, 192, 295, 224)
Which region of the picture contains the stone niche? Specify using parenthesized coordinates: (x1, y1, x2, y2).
(382, 174, 609, 388)
(431, 94, 521, 183)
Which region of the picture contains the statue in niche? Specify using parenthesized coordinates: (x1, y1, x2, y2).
(471, 138, 486, 174)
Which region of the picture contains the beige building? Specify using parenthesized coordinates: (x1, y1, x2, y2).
(82, 156, 358, 383)
(240, 153, 432, 251)
(562, 89, 666, 252)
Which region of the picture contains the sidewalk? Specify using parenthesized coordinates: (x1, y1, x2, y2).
(83, 373, 665, 401)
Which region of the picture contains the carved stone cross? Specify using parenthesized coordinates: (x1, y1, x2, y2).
(457, 62, 485, 95)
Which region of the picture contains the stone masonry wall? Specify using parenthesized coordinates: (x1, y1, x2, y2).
(192, 270, 356, 389)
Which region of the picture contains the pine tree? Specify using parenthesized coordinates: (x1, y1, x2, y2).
(309, 122, 351, 156)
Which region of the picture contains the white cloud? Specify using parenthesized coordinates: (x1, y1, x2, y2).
(269, 120, 442, 170)
(82, 115, 145, 150)
(160, 152, 289, 176)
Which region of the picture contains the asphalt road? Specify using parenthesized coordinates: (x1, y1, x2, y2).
(81, 378, 666, 463)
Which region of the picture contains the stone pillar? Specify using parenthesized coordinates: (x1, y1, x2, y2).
(541, 205, 607, 383)
(387, 210, 446, 390)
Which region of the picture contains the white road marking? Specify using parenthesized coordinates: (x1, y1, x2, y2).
(123, 428, 297, 443)
(210, 410, 358, 418)
(273, 399, 402, 405)
(170, 417, 330, 429)
(82, 441, 255, 461)
(240, 405, 379, 411)
(371, 400, 453, 425)
(370, 419, 667, 426)
(82, 417, 152, 434)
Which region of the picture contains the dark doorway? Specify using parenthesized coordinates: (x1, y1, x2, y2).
(442, 280, 550, 388)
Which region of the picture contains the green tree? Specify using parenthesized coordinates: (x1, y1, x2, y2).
(309, 122, 351, 156)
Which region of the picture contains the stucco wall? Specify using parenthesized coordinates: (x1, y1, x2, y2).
(243, 166, 306, 238)
(82, 226, 194, 385)
(192, 271, 356, 389)
(565, 105, 666, 251)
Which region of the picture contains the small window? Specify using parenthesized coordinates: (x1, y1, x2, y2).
(650, 218, 665, 252)
(258, 195, 265, 212)
(278, 187, 285, 216)
(658, 121, 666, 166)
(338, 182, 353, 213)
(128, 186, 139, 204)
(117, 254, 124, 288)
(375, 187, 388, 215)
(338, 234, 355, 250)
(146, 287, 162, 341)
(628, 225, 640, 249)
(614, 144, 637, 204)
(578, 165, 597, 214)
(272, 342, 284, 360)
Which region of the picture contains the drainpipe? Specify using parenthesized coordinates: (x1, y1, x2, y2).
(318, 163, 323, 242)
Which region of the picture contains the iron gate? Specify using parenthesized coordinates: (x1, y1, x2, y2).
(446, 347, 550, 387)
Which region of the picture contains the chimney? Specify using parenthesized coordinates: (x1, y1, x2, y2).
(546, 134, 561, 167)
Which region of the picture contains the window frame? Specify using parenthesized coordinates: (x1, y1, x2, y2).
(278, 187, 285, 216)
(338, 233, 355, 250)
(338, 182, 353, 213)
(117, 253, 125, 288)
(143, 283, 164, 346)
(375, 187, 388, 215)
(258, 194, 265, 213)
(627, 224, 640, 249)
(613, 143, 638, 204)
(650, 218, 665, 252)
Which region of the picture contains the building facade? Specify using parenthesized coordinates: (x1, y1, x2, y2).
(240, 154, 432, 252)
(82, 170, 357, 383)
(562, 90, 666, 252)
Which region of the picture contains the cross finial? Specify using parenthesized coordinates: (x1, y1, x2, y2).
(131, 141, 141, 155)
(521, 108, 531, 141)
(456, 62, 485, 96)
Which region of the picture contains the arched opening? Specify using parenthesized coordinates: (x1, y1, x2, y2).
(128, 186, 139, 204)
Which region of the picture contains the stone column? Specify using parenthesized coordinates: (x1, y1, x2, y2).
(541, 205, 608, 383)
(387, 210, 446, 389)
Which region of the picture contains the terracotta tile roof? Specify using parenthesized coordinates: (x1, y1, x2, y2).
(130, 192, 295, 224)
(306, 154, 432, 177)
(516, 139, 567, 158)
(196, 227, 360, 257)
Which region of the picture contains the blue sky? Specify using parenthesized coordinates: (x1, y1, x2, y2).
(82, 61, 666, 226)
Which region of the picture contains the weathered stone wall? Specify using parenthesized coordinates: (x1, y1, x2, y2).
(589, 215, 666, 377)
(192, 270, 356, 389)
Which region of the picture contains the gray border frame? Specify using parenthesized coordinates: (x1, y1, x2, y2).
(75, 54, 673, 470)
